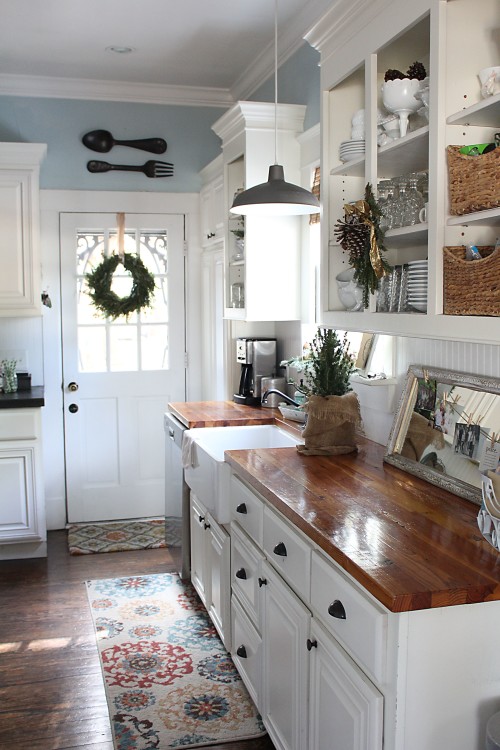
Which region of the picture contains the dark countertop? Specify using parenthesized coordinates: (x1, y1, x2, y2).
(0, 386, 45, 408)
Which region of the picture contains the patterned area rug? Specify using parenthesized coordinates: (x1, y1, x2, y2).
(68, 519, 181, 555)
(87, 573, 265, 749)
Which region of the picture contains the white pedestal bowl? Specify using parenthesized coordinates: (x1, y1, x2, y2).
(381, 78, 422, 137)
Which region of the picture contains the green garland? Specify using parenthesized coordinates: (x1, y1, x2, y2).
(86, 253, 156, 320)
(334, 183, 392, 308)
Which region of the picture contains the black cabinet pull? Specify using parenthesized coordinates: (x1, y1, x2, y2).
(258, 577, 267, 587)
(306, 638, 318, 651)
(198, 514, 205, 523)
(235, 567, 247, 580)
(236, 502, 247, 514)
(328, 599, 346, 619)
(204, 522, 211, 530)
(236, 645, 247, 658)
(273, 541, 287, 557)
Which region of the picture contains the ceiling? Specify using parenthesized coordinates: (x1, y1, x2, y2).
(0, 0, 333, 106)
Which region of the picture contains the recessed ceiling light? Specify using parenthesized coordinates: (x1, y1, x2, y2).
(105, 46, 135, 54)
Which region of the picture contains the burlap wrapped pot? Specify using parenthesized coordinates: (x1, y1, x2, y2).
(297, 391, 362, 456)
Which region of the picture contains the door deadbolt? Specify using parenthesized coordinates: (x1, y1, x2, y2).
(68, 382, 79, 392)
(68, 403, 79, 413)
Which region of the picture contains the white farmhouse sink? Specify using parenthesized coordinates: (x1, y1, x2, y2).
(183, 425, 301, 524)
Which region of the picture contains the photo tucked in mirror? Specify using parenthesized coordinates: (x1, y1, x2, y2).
(384, 365, 500, 505)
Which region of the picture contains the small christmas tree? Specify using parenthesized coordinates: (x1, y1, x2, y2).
(301, 328, 355, 398)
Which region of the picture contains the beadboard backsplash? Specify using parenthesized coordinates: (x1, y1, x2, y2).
(396, 337, 500, 381)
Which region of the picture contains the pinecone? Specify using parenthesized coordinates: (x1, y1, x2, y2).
(334, 220, 369, 260)
(384, 69, 405, 81)
(406, 61, 427, 80)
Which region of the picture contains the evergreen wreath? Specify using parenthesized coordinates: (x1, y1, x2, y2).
(86, 253, 156, 320)
(334, 183, 392, 308)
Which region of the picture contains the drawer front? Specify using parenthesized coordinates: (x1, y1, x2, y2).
(0, 410, 39, 441)
(231, 594, 262, 710)
(263, 506, 311, 599)
(230, 475, 264, 546)
(310, 551, 387, 684)
(231, 523, 263, 629)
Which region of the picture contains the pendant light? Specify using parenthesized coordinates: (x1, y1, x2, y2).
(230, 0, 320, 216)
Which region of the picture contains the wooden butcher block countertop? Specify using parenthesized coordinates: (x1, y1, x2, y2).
(169, 400, 500, 614)
(224, 439, 500, 614)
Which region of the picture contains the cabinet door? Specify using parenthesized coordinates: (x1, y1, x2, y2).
(261, 560, 311, 750)
(190, 494, 209, 607)
(207, 512, 230, 650)
(0, 445, 42, 542)
(308, 619, 383, 750)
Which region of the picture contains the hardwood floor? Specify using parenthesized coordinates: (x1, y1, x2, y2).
(0, 530, 275, 750)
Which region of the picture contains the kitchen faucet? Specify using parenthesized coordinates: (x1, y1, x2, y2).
(261, 389, 301, 407)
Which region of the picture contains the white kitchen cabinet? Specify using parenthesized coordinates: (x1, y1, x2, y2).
(211, 102, 304, 322)
(200, 155, 224, 248)
(0, 143, 47, 317)
(228, 468, 500, 750)
(260, 559, 310, 750)
(189, 492, 230, 649)
(230, 474, 382, 750)
(0, 408, 46, 559)
(308, 618, 383, 750)
(200, 245, 228, 401)
(306, 0, 499, 344)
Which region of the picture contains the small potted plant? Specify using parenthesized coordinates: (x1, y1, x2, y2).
(230, 217, 244, 260)
(292, 328, 362, 456)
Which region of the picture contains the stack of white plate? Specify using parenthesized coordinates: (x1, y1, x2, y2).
(339, 139, 365, 162)
(407, 259, 428, 312)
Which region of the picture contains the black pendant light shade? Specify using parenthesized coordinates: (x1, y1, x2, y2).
(229, 0, 320, 217)
(230, 164, 320, 216)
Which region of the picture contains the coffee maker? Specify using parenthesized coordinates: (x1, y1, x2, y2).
(233, 338, 277, 406)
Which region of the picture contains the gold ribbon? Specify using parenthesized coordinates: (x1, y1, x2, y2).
(344, 200, 386, 279)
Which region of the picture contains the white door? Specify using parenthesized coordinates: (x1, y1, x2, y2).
(60, 212, 186, 523)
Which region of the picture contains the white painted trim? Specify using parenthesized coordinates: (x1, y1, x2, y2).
(0, 73, 234, 108)
(0, 142, 46, 166)
(297, 123, 320, 169)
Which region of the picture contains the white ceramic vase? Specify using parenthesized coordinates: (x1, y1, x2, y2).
(381, 78, 422, 137)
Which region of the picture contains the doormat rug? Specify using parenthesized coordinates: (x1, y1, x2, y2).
(86, 573, 265, 749)
(68, 518, 180, 555)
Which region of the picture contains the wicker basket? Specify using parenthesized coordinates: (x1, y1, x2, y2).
(443, 245, 500, 316)
(447, 145, 500, 215)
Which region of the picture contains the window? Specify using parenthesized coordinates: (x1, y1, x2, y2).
(76, 229, 170, 372)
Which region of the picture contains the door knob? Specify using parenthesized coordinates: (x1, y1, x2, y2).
(68, 403, 79, 413)
(68, 382, 79, 392)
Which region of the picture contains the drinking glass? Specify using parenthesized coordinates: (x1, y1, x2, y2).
(402, 177, 424, 225)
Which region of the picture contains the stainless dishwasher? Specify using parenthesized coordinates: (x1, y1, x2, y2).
(164, 410, 190, 579)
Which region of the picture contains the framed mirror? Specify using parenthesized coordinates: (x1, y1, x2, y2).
(384, 365, 500, 505)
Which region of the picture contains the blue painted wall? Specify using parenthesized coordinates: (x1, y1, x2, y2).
(0, 42, 319, 191)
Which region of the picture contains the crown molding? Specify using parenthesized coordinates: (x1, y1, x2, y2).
(305, 0, 393, 61)
(0, 73, 234, 108)
(0, 142, 47, 167)
(212, 101, 306, 146)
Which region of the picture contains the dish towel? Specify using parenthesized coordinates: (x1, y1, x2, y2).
(181, 432, 197, 468)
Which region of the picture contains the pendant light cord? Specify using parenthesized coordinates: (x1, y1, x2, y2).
(274, 0, 278, 166)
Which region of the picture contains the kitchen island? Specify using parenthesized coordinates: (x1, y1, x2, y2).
(171, 399, 500, 750)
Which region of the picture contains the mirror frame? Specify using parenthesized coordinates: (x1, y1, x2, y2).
(384, 365, 500, 505)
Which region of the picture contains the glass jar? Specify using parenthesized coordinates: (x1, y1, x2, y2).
(402, 177, 425, 226)
(230, 282, 244, 308)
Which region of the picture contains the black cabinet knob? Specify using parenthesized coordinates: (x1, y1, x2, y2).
(273, 541, 287, 557)
(235, 567, 247, 580)
(306, 638, 318, 651)
(198, 514, 205, 523)
(236, 645, 247, 658)
(328, 599, 346, 619)
(236, 502, 247, 514)
(204, 522, 211, 530)
(258, 577, 267, 587)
